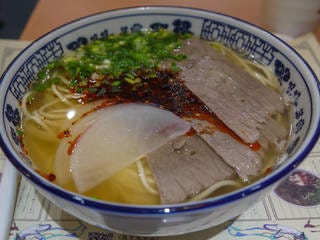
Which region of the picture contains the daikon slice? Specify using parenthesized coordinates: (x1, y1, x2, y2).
(70, 103, 190, 193)
(54, 111, 99, 188)
(54, 99, 114, 187)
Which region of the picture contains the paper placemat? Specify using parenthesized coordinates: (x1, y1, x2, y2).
(0, 39, 29, 240)
(1, 34, 320, 240)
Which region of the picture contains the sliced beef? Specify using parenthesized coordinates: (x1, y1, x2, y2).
(178, 37, 285, 144)
(147, 135, 236, 204)
(146, 37, 289, 204)
(190, 119, 262, 180)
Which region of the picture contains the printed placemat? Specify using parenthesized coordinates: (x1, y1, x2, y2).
(1, 33, 320, 240)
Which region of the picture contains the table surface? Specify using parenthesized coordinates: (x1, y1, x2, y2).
(2, 34, 320, 240)
(20, 0, 267, 41)
(3, 1, 320, 239)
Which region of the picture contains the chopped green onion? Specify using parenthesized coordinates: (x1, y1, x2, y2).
(34, 77, 60, 92)
(35, 30, 192, 95)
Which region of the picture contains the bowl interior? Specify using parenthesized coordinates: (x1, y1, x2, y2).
(1, 6, 320, 211)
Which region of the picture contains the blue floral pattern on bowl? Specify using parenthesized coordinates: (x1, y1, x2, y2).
(0, 7, 319, 236)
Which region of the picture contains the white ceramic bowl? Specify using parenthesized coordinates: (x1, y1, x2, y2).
(1, 6, 320, 236)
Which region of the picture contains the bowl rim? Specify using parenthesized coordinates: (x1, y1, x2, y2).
(1, 5, 320, 215)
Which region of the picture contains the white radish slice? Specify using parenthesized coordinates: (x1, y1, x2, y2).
(54, 110, 99, 188)
(53, 99, 111, 187)
(57, 103, 191, 193)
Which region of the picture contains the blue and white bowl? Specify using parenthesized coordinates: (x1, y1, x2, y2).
(1, 6, 320, 236)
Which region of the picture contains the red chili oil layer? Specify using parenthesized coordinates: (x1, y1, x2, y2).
(68, 68, 260, 151)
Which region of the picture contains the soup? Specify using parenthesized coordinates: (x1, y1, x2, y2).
(21, 30, 291, 204)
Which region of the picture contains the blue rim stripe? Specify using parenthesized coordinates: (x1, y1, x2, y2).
(0, 6, 320, 215)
